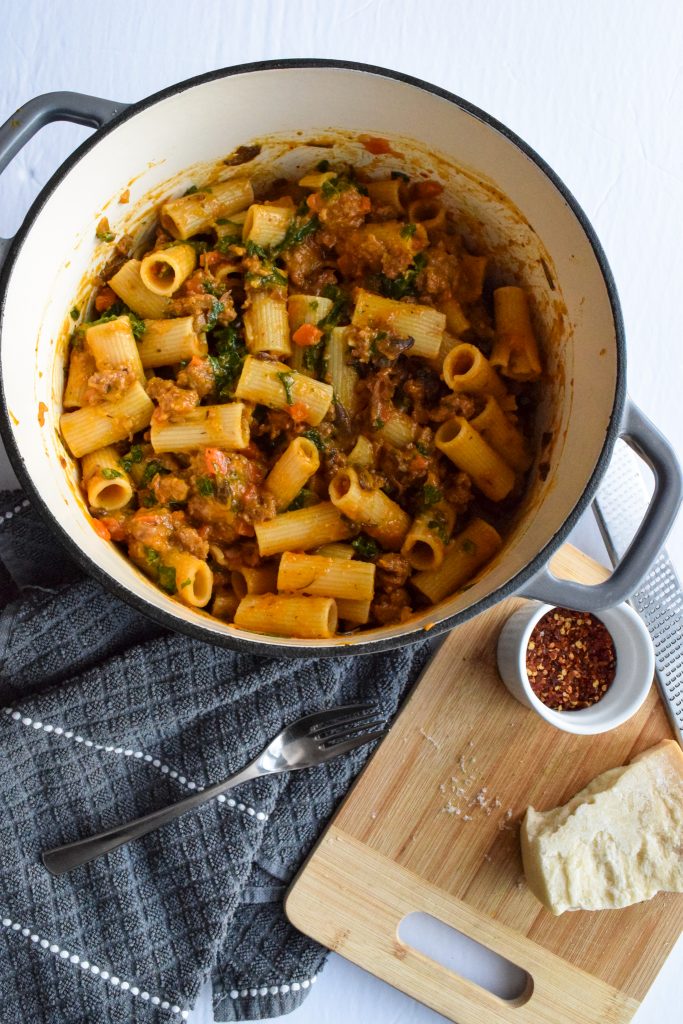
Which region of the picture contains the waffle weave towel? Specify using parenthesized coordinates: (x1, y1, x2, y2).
(0, 492, 431, 1023)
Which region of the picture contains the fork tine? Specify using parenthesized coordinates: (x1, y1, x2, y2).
(313, 715, 386, 744)
(316, 729, 387, 759)
(303, 703, 378, 735)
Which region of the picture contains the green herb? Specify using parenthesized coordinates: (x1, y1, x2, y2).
(70, 307, 80, 321)
(208, 325, 246, 399)
(316, 159, 330, 172)
(351, 534, 380, 560)
(203, 280, 222, 297)
(302, 339, 325, 375)
(201, 298, 224, 333)
(158, 564, 177, 595)
(96, 229, 115, 242)
(372, 416, 385, 430)
(128, 310, 146, 339)
(462, 538, 477, 555)
(141, 493, 157, 507)
(302, 428, 325, 452)
(101, 468, 123, 480)
(121, 444, 144, 472)
(183, 185, 199, 196)
(245, 239, 270, 261)
(427, 514, 449, 544)
(287, 488, 313, 511)
(140, 460, 171, 488)
(215, 217, 230, 225)
(422, 483, 443, 507)
(400, 222, 417, 239)
(318, 284, 351, 329)
(415, 441, 431, 456)
(276, 371, 295, 405)
(144, 547, 161, 567)
(196, 476, 216, 497)
(187, 238, 210, 256)
(245, 267, 288, 290)
(379, 251, 427, 300)
(391, 170, 410, 181)
(180, 578, 191, 588)
(273, 215, 319, 253)
(216, 233, 242, 253)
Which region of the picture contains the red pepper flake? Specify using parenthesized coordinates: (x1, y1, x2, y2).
(526, 607, 617, 711)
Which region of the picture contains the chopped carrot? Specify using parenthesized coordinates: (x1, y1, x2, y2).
(92, 518, 111, 541)
(292, 323, 323, 348)
(307, 193, 324, 213)
(286, 402, 309, 423)
(204, 447, 229, 476)
(99, 516, 126, 541)
(94, 286, 117, 313)
(414, 180, 443, 200)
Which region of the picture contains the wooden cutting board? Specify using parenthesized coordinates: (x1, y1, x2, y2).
(286, 544, 682, 1024)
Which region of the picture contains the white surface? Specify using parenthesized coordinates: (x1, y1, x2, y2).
(0, 2, 681, 1022)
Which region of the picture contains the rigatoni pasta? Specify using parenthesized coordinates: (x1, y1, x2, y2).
(59, 157, 541, 634)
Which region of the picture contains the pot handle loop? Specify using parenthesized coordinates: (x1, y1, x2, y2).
(0, 91, 128, 271)
(519, 398, 682, 609)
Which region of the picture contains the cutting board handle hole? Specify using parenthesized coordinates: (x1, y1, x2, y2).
(398, 912, 532, 1003)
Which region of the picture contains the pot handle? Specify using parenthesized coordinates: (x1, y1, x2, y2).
(0, 91, 128, 271)
(518, 398, 682, 609)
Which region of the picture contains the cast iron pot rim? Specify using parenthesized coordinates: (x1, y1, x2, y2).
(0, 58, 626, 658)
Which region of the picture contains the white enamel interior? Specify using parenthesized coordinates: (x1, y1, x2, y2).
(0, 67, 620, 652)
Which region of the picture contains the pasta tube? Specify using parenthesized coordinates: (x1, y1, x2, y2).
(163, 550, 213, 608)
(108, 260, 170, 319)
(374, 407, 415, 448)
(139, 244, 197, 296)
(137, 317, 203, 368)
(85, 316, 145, 384)
(442, 343, 507, 401)
(263, 437, 320, 511)
(314, 543, 355, 560)
(212, 589, 240, 621)
(427, 331, 460, 374)
(406, 198, 446, 232)
(235, 355, 333, 426)
(329, 467, 410, 551)
(335, 598, 372, 625)
(352, 289, 445, 360)
(244, 291, 291, 357)
(347, 435, 374, 469)
(365, 178, 404, 214)
(254, 502, 351, 557)
(401, 503, 455, 571)
(470, 395, 532, 473)
(277, 552, 376, 602)
(60, 381, 154, 458)
(234, 593, 338, 640)
(63, 347, 96, 408)
(151, 403, 249, 453)
(412, 519, 502, 603)
(440, 298, 470, 337)
(491, 286, 542, 381)
(161, 178, 254, 239)
(288, 294, 333, 375)
(242, 203, 294, 247)
(231, 565, 279, 599)
(458, 254, 487, 303)
(325, 327, 359, 413)
(80, 445, 133, 511)
(435, 417, 515, 502)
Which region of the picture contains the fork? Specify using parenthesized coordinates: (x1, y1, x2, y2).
(42, 702, 385, 876)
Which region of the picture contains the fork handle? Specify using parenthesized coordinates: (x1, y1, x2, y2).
(42, 763, 262, 876)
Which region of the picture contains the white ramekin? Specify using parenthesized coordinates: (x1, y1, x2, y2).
(496, 601, 655, 734)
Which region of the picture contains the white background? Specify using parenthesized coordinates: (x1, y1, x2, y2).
(1, 2, 682, 1022)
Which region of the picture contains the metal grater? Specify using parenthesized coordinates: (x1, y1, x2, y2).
(593, 439, 683, 744)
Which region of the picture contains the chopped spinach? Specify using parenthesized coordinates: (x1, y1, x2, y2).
(372, 415, 385, 431)
(302, 428, 325, 452)
(121, 445, 144, 472)
(144, 547, 161, 567)
(201, 298, 224, 333)
(287, 488, 314, 511)
(70, 307, 80, 321)
(462, 538, 477, 555)
(140, 460, 171, 488)
(351, 534, 380, 561)
(273, 215, 319, 254)
(378, 251, 427, 300)
(319, 284, 351, 329)
(128, 310, 146, 339)
(427, 513, 450, 544)
(276, 371, 295, 405)
(101, 468, 123, 480)
(316, 159, 331, 172)
(216, 233, 242, 253)
(245, 240, 270, 261)
(183, 184, 199, 196)
(400, 222, 417, 239)
(158, 564, 177, 595)
(422, 483, 442, 507)
(196, 476, 216, 497)
(96, 228, 115, 242)
(208, 324, 246, 399)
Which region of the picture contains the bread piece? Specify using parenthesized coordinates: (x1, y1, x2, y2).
(521, 739, 683, 915)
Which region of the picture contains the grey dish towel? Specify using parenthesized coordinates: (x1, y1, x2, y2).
(0, 491, 432, 1024)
